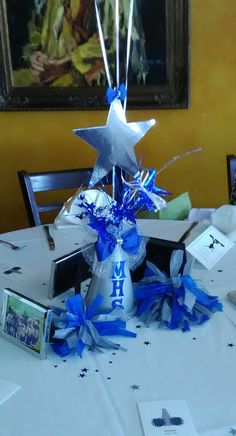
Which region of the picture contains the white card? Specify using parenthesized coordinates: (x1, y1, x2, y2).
(0, 378, 21, 406)
(186, 225, 234, 270)
(138, 399, 197, 436)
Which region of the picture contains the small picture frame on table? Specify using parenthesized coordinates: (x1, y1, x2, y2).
(48, 243, 93, 299)
(0, 288, 52, 359)
(131, 237, 186, 282)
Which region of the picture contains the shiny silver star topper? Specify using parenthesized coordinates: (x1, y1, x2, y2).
(73, 99, 155, 186)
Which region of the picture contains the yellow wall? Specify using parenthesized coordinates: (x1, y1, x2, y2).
(1, 0, 236, 232)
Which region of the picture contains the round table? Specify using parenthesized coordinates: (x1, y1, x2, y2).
(0, 220, 236, 436)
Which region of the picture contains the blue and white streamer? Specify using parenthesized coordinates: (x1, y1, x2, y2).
(135, 250, 223, 331)
(51, 294, 136, 358)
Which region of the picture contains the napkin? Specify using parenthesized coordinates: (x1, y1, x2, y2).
(138, 192, 192, 220)
(54, 189, 115, 229)
(159, 191, 192, 220)
(187, 208, 215, 223)
(187, 205, 236, 242)
(211, 205, 236, 242)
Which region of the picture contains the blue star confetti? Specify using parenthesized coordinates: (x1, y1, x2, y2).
(131, 384, 139, 390)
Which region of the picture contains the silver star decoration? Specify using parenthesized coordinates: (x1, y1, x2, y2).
(73, 99, 155, 186)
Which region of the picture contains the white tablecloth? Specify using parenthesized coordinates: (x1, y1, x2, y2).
(0, 220, 236, 436)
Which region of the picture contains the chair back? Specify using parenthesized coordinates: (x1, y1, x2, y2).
(226, 154, 236, 203)
(18, 168, 123, 226)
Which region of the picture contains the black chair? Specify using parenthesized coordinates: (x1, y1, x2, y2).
(226, 154, 236, 203)
(18, 167, 123, 226)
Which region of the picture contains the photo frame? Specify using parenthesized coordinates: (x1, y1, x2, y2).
(0, 0, 189, 111)
(48, 243, 93, 299)
(0, 288, 52, 359)
(230, 172, 236, 205)
(131, 237, 186, 282)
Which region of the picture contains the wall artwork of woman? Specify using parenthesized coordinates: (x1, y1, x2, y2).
(5, 0, 166, 88)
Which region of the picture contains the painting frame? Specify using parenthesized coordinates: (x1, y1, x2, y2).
(0, 288, 52, 359)
(0, 0, 189, 111)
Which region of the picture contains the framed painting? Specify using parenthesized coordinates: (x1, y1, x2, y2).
(0, 0, 189, 111)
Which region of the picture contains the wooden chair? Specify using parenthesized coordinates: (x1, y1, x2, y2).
(226, 154, 236, 203)
(18, 167, 123, 226)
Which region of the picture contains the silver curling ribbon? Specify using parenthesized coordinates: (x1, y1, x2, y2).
(85, 243, 134, 315)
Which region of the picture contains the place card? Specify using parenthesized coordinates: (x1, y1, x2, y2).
(138, 399, 197, 436)
(186, 225, 234, 270)
(0, 378, 21, 406)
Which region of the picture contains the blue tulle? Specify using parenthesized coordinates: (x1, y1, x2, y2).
(135, 252, 223, 331)
(51, 294, 136, 358)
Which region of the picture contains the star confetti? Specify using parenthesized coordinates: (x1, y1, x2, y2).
(131, 384, 140, 390)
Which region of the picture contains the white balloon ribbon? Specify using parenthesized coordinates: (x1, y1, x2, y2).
(94, 0, 112, 88)
(94, 0, 134, 106)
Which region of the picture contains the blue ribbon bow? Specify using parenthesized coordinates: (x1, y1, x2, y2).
(106, 83, 127, 104)
(95, 227, 141, 262)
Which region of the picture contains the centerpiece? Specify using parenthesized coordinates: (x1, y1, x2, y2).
(51, 0, 222, 358)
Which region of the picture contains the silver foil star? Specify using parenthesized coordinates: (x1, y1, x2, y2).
(73, 99, 155, 186)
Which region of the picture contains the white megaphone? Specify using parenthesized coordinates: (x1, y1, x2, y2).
(85, 242, 134, 315)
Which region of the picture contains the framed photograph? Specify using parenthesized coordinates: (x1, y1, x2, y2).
(230, 172, 236, 205)
(48, 243, 93, 299)
(0, 288, 52, 359)
(131, 237, 186, 282)
(0, 0, 189, 111)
